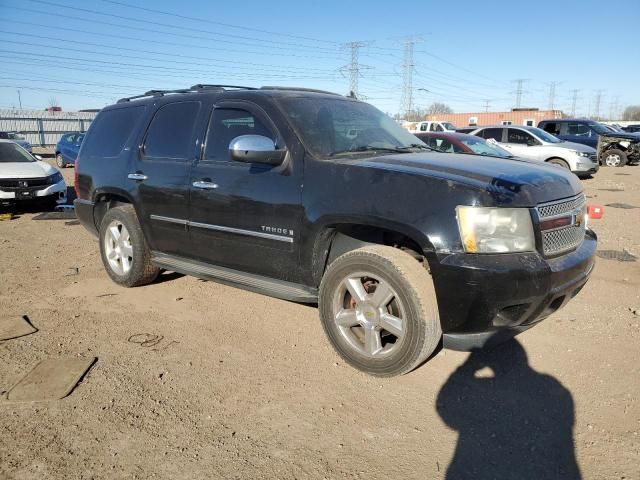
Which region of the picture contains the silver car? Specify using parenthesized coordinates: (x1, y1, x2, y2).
(0, 131, 32, 153)
(471, 126, 599, 177)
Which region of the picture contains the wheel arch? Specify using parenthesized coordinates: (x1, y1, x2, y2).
(92, 188, 135, 231)
(310, 219, 436, 287)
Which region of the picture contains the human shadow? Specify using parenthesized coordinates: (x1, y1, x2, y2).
(436, 339, 581, 480)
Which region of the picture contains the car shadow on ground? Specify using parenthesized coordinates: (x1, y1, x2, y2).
(436, 339, 581, 480)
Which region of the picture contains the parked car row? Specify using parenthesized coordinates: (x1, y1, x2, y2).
(0, 131, 32, 153)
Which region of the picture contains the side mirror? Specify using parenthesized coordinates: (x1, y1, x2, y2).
(34, 154, 43, 160)
(229, 135, 286, 165)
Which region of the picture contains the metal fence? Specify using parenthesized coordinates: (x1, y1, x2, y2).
(0, 109, 99, 146)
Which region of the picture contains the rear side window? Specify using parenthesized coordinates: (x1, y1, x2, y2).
(144, 101, 201, 160)
(508, 129, 536, 145)
(82, 106, 144, 158)
(430, 123, 443, 132)
(541, 122, 560, 135)
(480, 128, 503, 141)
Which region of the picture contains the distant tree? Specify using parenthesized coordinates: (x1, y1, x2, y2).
(622, 105, 640, 121)
(426, 102, 453, 115)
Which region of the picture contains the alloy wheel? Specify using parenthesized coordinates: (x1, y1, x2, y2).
(103, 220, 133, 275)
(332, 272, 406, 358)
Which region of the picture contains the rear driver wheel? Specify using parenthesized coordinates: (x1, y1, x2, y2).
(99, 205, 159, 287)
(319, 245, 441, 377)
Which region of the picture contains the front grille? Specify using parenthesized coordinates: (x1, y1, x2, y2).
(0, 177, 51, 191)
(588, 153, 598, 162)
(537, 194, 586, 256)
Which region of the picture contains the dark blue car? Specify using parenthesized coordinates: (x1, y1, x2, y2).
(55, 132, 85, 167)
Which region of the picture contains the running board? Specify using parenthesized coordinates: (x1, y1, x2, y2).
(152, 252, 318, 303)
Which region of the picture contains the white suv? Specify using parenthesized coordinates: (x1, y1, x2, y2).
(471, 126, 599, 177)
(405, 121, 456, 133)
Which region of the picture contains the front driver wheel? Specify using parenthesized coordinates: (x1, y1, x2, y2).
(602, 149, 627, 167)
(319, 245, 441, 377)
(99, 205, 159, 287)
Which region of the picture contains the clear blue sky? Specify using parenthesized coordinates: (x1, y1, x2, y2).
(0, 0, 637, 118)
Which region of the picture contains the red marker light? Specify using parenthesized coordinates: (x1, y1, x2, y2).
(587, 205, 603, 219)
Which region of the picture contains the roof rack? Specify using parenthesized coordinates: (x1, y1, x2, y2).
(260, 86, 340, 96)
(116, 84, 339, 104)
(117, 84, 256, 103)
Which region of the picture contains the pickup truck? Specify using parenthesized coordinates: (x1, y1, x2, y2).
(74, 85, 597, 377)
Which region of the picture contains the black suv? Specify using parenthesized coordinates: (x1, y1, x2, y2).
(74, 85, 597, 377)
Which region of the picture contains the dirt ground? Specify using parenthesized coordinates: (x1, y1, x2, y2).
(1, 162, 639, 480)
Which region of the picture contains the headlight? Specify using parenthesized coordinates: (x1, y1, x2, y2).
(572, 150, 590, 157)
(49, 172, 64, 184)
(456, 206, 535, 253)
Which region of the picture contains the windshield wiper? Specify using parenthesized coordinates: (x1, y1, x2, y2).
(329, 143, 433, 156)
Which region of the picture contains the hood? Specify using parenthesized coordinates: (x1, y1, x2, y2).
(0, 160, 56, 178)
(602, 132, 640, 142)
(350, 151, 583, 207)
(555, 141, 596, 153)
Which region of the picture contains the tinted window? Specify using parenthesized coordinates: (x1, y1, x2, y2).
(508, 129, 536, 145)
(82, 106, 145, 158)
(541, 122, 560, 135)
(144, 102, 200, 159)
(204, 108, 274, 162)
(64, 134, 76, 144)
(430, 123, 444, 132)
(419, 123, 428, 131)
(480, 128, 503, 141)
(0, 132, 8, 139)
(567, 123, 591, 137)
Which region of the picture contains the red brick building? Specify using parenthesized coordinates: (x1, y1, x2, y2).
(426, 108, 563, 128)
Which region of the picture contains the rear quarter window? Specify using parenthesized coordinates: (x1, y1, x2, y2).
(81, 106, 145, 158)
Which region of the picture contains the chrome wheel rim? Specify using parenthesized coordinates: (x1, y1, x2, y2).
(56, 155, 63, 167)
(605, 154, 620, 167)
(104, 220, 133, 275)
(332, 271, 406, 358)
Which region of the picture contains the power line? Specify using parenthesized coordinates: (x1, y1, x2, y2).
(483, 99, 491, 112)
(96, 0, 338, 45)
(25, 0, 341, 51)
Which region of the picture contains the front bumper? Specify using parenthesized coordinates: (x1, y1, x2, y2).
(432, 230, 597, 351)
(575, 160, 599, 174)
(0, 180, 67, 202)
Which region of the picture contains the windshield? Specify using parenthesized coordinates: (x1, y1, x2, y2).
(460, 137, 512, 158)
(588, 123, 611, 135)
(442, 122, 456, 131)
(529, 127, 562, 143)
(0, 142, 35, 162)
(278, 97, 426, 157)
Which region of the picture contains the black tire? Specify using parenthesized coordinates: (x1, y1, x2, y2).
(319, 245, 441, 377)
(55, 153, 65, 168)
(547, 158, 570, 170)
(99, 205, 159, 287)
(601, 149, 627, 167)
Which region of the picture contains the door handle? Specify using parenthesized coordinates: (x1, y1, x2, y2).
(128, 173, 148, 181)
(192, 181, 218, 190)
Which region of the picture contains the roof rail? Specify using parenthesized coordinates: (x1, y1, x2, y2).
(117, 84, 257, 103)
(260, 86, 341, 96)
(190, 84, 256, 90)
(117, 88, 195, 103)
